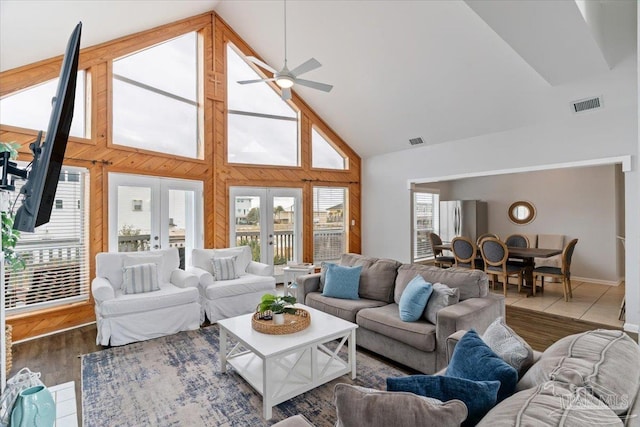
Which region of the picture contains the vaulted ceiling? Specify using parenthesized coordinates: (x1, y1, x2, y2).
(1, 0, 636, 159)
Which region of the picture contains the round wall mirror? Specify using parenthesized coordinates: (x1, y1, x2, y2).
(508, 201, 536, 225)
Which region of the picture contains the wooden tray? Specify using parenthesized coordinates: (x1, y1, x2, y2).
(252, 308, 311, 335)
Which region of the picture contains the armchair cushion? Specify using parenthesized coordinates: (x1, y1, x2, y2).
(387, 375, 499, 426)
(212, 256, 239, 281)
(99, 283, 199, 317)
(335, 383, 468, 427)
(121, 263, 160, 294)
(446, 330, 518, 403)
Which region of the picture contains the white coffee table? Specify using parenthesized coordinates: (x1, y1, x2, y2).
(218, 304, 358, 420)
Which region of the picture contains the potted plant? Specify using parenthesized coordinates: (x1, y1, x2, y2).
(258, 294, 297, 325)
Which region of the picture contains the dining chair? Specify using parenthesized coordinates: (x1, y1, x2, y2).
(451, 236, 482, 270)
(533, 238, 578, 301)
(505, 234, 529, 248)
(479, 237, 523, 297)
(428, 232, 454, 268)
(476, 233, 499, 246)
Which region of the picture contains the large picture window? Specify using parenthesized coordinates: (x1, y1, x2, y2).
(112, 32, 201, 158)
(312, 127, 346, 170)
(0, 71, 86, 138)
(226, 43, 299, 166)
(4, 164, 90, 314)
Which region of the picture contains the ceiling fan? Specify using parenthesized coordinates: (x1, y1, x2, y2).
(237, 0, 333, 100)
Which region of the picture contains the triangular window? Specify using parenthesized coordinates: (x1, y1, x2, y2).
(226, 43, 299, 166)
(312, 127, 346, 170)
(0, 71, 86, 138)
(112, 32, 200, 158)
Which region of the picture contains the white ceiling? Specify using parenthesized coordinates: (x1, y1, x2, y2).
(1, 0, 636, 159)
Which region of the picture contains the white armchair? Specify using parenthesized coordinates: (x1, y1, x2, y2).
(92, 247, 201, 346)
(187, 246, 276, 323)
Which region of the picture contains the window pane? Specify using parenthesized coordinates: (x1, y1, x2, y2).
(413, 192, 439, 261)
(227, 113, 297, 166)
(226, 44, 296, 118)
(5, 164, 90, 314)
(0, 71, 86, 138)
(313, 187, 347, 263)
(113, 79, 198, 158)
(114, 33, 197, 101)
(312, 127, 346, 169)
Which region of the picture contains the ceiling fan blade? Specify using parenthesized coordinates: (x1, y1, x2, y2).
(281, 88, 292, 100)
(237, 78, 276, 85)
(294, 78, 333, 92)
(246, 56, 277, 73)
(290, 58, 322, 77)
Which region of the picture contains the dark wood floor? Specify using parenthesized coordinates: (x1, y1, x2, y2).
(7, 307, 635, 424)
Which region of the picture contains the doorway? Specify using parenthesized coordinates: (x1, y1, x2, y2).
(229, 187, 302, 281)
(108, 173, 203, 268)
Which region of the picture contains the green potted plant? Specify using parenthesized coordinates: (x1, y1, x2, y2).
(1, 141, 25, 273)
(258, 294, 297, 325)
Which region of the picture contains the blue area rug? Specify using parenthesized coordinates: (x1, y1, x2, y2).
(82, 325, 409, 426)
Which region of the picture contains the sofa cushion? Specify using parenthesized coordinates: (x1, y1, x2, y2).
(322, 263, 362, 300)
(121, 263, 160, 294)
(478, 381, 623, 427)
(387, 375, 499, 426)
(395, 264, 488, 303)
(356, 304, 436, 352)
(305, 292, 387, 323)
(482, 317, 534, 376)
(339, 254, 401, 303)
(516, 329, 640, 416)
(100, 283, 199, 317)
(335, 384, 468, 427)
(424, 282, 460, 324)
(399, 275, 433, 322)
(446, 330, 518, 403)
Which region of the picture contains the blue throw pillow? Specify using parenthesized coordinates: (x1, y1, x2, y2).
(398, 275, 433, 321)
(445, 330, 518, 403)
(322, 263, 362, 300)
(387, 375, 499, 426)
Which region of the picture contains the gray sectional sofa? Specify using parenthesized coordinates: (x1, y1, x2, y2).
(296, 253, 504, 373)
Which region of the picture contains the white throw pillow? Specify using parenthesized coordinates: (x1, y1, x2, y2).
(212, 256, 238, 281)
(423, 282, 460, 324)
(123, 254, 162, 282)
(482, 316, 534, 375)
(122, 263, 160, 294)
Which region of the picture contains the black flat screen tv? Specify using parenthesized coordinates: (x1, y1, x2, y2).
(13, 22, 82, 232)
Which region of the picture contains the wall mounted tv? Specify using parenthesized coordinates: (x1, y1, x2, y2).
(9, 22, 82, 232)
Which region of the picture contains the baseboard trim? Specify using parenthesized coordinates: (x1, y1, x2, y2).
(12, 321, 96, 345)
(623, 322, 639, 335)
(572, 276, 621, 286)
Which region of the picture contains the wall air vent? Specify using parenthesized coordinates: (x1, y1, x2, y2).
(409, 137, 425, 146)
(571, 96, 603, 113)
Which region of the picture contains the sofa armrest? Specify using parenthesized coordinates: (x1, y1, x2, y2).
(186, 266, 214, 287)
(296, 273, 321, 303)
(92, 277, 115, 303)
(247, 261, 274, 276)
(434, 294, 504, 370)
(170, 269, 199, 288)
(445, 329, 468, 364)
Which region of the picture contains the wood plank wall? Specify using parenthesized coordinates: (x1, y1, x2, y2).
(1, 12, 361, 342)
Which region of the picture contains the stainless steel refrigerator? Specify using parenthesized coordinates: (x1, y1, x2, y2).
(439, 200, 488, 243)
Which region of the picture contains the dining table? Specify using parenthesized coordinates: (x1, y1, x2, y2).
(433, 244, 562, 297)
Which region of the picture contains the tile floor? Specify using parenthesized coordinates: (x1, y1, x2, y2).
(492, 279, 625, 328)
(49, 381, 78, 427)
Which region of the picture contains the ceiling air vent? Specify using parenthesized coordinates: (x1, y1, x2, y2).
(409, 137, 425, 146)
(571, 96, 603, 113)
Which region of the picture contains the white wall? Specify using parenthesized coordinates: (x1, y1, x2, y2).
(423, 165, 621, 283)
(362, 105, 638, 332)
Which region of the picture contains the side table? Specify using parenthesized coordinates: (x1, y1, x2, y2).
(283, 265, 315, 297)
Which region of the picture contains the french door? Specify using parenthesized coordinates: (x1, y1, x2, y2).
(108, 173, 203, 268)
(229, 187, 302, 280)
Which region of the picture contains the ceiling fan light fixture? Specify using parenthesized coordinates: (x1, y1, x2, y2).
(275, 75, 294, 88)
